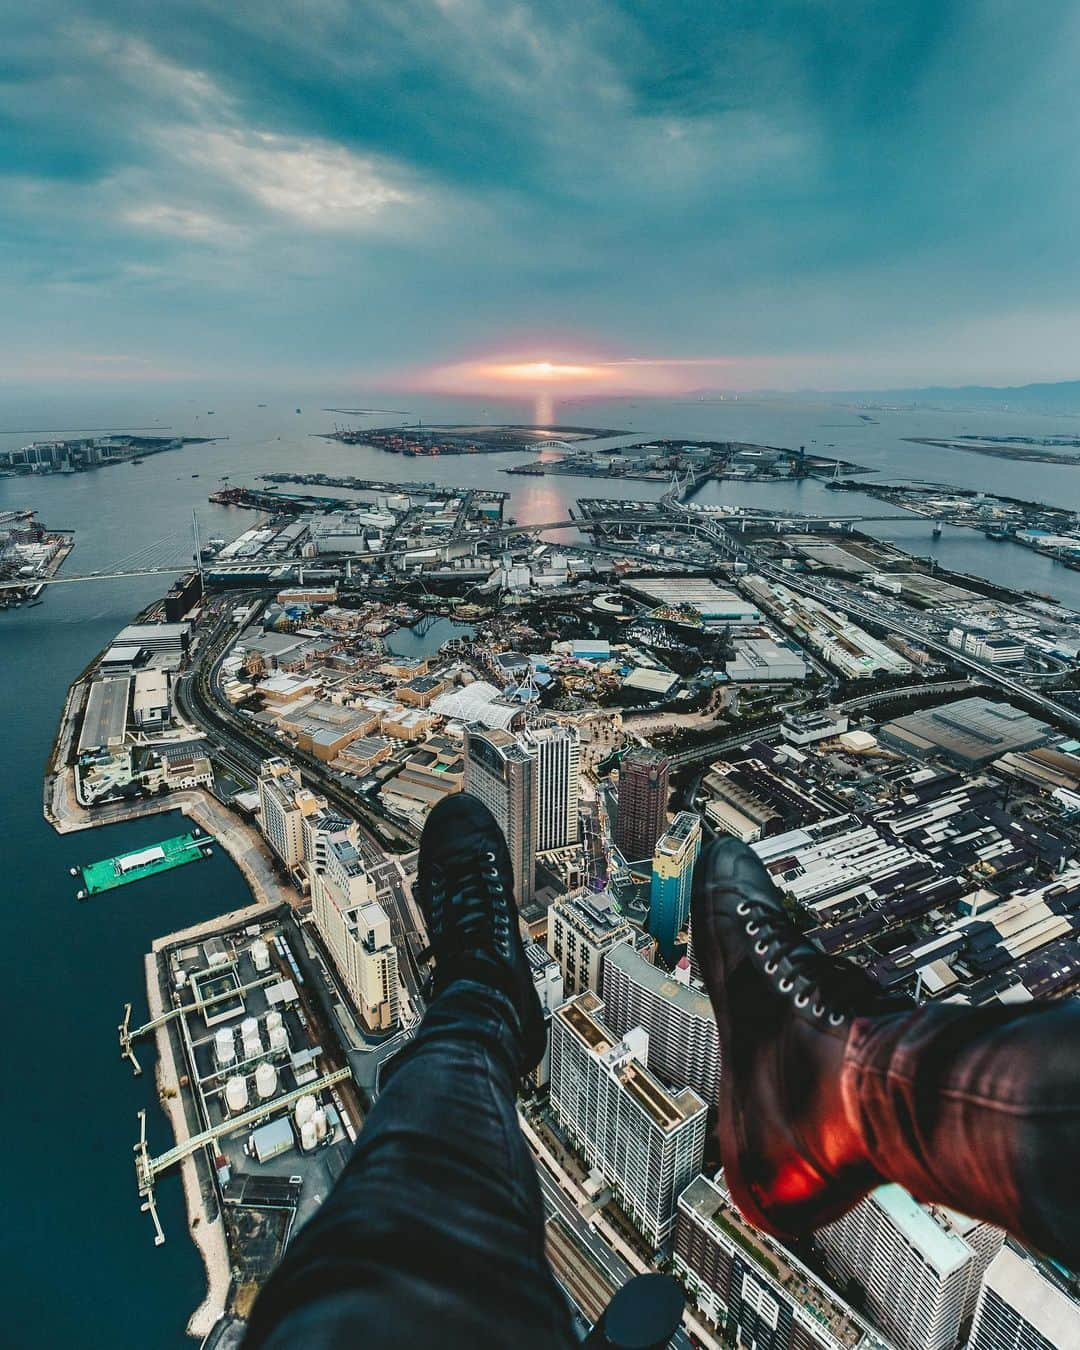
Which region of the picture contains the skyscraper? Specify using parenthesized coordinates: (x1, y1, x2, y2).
(816, 1186, 1004, 1350)
(601, 941, 719, 1102)
(523, 724, 580, 852)
(550, 990, 706, 1248)
(547, 888, 633, 997)
(463, 725, 537, 906)
(616, 746, 670, 862)
(648, 810, 702, 959)
(969, 1243, 1080, 1350)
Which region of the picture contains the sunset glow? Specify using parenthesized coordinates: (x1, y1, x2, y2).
(410, 352, 738, 397)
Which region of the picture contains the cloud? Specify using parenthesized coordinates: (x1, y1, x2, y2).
(2, 2, 1080, 385)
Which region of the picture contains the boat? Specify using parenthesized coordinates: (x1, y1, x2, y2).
(191, 473, 200, 478)
(296, 407, 302, 414)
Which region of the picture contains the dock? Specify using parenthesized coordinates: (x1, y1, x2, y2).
(77, 830, 211, 897)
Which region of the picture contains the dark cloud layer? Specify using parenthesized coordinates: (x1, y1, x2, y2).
(2, 1, 1079, 388)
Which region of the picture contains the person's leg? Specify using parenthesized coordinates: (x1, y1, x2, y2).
(692, 837, 1080, 1266)
(243, 978, 575, 1349)
(842, 998, 1080, 1261)
(244, 793, 573, 1348)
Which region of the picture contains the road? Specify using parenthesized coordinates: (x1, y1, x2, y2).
(175, 599, 429, 1013)
(662, 500, 1080, 735)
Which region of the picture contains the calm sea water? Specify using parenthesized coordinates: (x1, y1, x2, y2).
(3, 389, 1080, 1347)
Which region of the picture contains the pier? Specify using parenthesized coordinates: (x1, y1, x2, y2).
(133, 1067, 352, 1244)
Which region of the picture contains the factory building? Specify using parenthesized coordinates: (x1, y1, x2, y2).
(879, 696, 1052, 770)
(132, 670, 170, 729)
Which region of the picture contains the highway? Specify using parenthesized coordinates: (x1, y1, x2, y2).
(663, 501, 1080, 736)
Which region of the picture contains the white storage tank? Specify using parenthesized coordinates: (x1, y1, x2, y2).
(241, 1016, 259, 1040)
(300, 1119, 318, 1151)
(242, 1034, 262, 1061)
(225, 1076, 248, 1113)
(255, 1062, 278, 1100)
(215, 1028, 235, 1066)
(265, 1010, 283, 1032)
(269, 1024, 288, 1052)
(251, 939, 271, 973)
(313, 1108, 328, 1141)
(294, 1095, 316, 1127)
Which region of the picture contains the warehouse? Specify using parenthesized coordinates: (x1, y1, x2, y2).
(78, 677, 131, 754)
(880, 697, 1052, 769)
(132, 670, 170, 729)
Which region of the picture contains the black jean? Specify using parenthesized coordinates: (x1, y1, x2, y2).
(843, 998, 1080, 1264)
(243, 980, 576, 1349)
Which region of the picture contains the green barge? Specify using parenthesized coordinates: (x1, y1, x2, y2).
(74, 830, 212, 898)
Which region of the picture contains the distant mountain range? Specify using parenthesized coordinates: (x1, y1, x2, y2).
(787, 379, 1080, 415)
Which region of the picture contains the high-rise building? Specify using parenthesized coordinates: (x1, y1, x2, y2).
(310, 835, 400, 1032)
(616, 746, 670, 862)
(969, 1243, 1080, 1350)
(523, 725, 580, 852)
(550, 991, 706, 1249)
(547, 888, 632, 997)
(257, 757, 325, 869)
(601, 941, 718, 1103)
(302, 807, 358, 876)
(463, 725, 536, 905)
(524, 939, 564, 1088)
(648, 811, 702, 959)
(816, 1186, 1004, 1350)
(675, 1173, 892, 1350)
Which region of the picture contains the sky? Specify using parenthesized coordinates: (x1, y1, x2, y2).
(4, 1, 1080, 394)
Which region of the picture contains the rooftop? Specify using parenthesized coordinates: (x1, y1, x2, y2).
(604, 943, 713, 1020)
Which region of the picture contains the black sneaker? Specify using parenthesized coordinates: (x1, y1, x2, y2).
(416, 793, 546, 1072)
(691, 837, 911, 1241)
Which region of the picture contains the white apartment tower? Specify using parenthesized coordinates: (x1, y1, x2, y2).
(524, 725, 580, 852)
(601, 941, 719, 1103)
(547, 889, 633, 997)
(816, 1186, 1004, 1350)
(549, 991, 706, 1248)
(311, 836, 400, 1032)
(969, 1243, 1080, 1350)
(257, 757, 324, 870)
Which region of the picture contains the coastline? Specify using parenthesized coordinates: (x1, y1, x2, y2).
(44, 676, 297, 1338)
